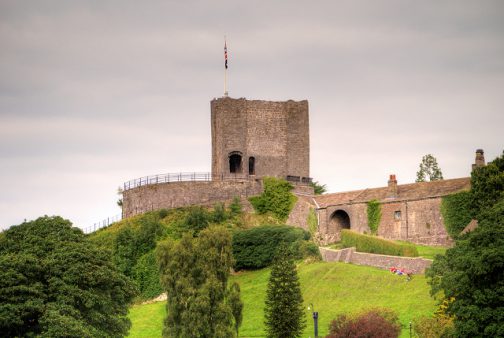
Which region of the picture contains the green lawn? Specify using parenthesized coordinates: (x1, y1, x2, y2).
(128, 261, 437, 337)
(414, 244, 447, 259)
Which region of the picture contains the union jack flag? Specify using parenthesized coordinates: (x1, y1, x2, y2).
(224, 41, 228, 69)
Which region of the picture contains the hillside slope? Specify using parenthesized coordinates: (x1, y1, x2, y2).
(128, 261, 436, 338)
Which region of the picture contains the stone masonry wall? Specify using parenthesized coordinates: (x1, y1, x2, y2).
(320, 247, 433, 274)
(317, 197, 453, 246)
(211, 97, 309, 179)
(123, 180, 262, 218)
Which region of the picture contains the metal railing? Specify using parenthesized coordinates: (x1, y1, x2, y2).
(122, 172, 254, 191)
(83, 214, 122, 234)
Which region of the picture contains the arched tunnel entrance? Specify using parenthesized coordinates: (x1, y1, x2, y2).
(329, 210, 351, 238)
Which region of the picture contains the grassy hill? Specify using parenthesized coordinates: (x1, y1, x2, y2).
(128, 261, 437, 338)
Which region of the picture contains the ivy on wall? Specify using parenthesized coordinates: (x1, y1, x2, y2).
(307, 208, 318, 236)
(367, 199, 382, 235)
(249, 177, 297, 221)
(440, 191, 472, 238)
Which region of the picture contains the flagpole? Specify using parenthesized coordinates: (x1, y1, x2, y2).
(224, 36, 228, 97)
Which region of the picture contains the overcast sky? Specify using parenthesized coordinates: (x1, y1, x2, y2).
(1, 0, 503, 231)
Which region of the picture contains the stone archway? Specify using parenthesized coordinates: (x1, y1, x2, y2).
(329, 210, 351, 239)
(229, 152, 242, 173)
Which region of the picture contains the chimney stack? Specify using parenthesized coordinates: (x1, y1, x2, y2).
(472, 149, 486, 171)
(388, 174, 398, 198)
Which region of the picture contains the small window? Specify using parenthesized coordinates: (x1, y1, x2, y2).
(248, 157, 255, 175)
(394, 211, 401, 220)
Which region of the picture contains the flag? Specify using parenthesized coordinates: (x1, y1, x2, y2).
(224, 41, 228, 69)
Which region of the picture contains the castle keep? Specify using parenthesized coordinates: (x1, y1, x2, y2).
(211, 97, 310, 181)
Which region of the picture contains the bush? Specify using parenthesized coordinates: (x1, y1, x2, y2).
(327, 308, 401, 338)
(232, 225, 314, 270)
(249, 177, 297, 221)
(341, 230, 418, 257)
(132, 250, 163, 300)
(413, 316, 455, 338)
(211, 202, 227, 223)
(181, 206, 210, 233)
(228, 197, 243, 217)
(441, 191, 472, 238)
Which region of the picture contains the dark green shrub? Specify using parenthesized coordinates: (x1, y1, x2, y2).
(298, 240, 321, 260)
(341, 230, 418, 257)
(249, 177, 297, 221)
(232, 225, 312, 270)
(366, 199, 381, 235)
(183, 206, 210, 233)
(212, 202, 227, 223)
(158, 208, 169, 219)
(441, 191, 472, 238)
(228, 197, 243, 217)
(132, 250, 163, 300)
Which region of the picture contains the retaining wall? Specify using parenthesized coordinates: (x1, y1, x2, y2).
(319, 247, 433, 274)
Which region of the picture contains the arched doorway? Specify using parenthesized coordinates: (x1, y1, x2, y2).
(329, 210, 351, 238)
(229, 152, 242, 173)
(248, 157, 255, 175)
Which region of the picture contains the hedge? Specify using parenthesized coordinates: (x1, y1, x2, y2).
(341, 230, 418, 257)
(232, 225, 317, 270)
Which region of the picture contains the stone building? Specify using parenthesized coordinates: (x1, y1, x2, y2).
(122, 97, 312, 218)
(311, 150, 485, 246)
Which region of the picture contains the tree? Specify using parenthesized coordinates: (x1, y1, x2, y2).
(228, 282, 243, 337)
(427, 151, 504, 337)
(416, 154, 444, 182)
(427, 201, 504, 337)
(0, 216, 136, 337)
(157, 226, 241, 338)
(309, 180, 327, 195)
(264, 244, 306, 338)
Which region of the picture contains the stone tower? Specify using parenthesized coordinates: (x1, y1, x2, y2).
(211, 97, 310, 180)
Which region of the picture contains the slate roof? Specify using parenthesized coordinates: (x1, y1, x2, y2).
(314, 177, 471, 208)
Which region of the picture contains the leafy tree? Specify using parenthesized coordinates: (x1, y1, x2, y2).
(427, 200, 504, 337)
(264, 244, 306, 338)
(309, 180, 327, 195)
(0, 216, 136, 337)
(416, 154, 444, 182)
(327, 308, 401, 338)
(157, 226, 241, 337)
(469, 150, 504, 218)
